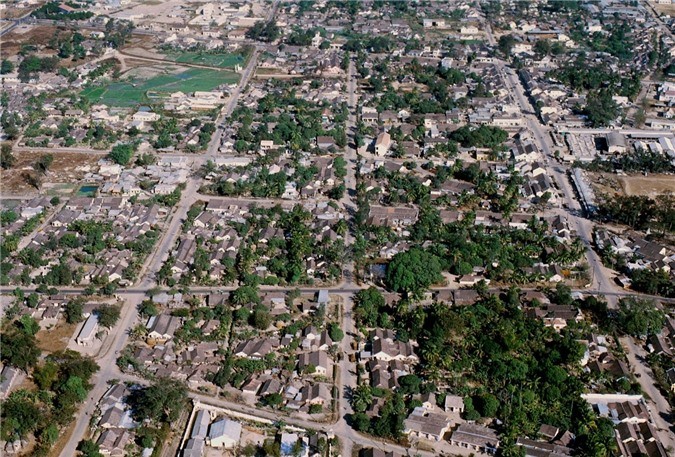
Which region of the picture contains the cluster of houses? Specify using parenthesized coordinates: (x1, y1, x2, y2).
(93, 383, 147, 457)
(5, 196, 166, 286)
(0, 196, 55, 238)
(91, 155, 190, 197)
(206, 154, 344, 201)
(170, 198, 344, 285)
(583, 394, 669, 457)
(594, 229, 674, 290)
(181, 408, 242, 457)
(124, 290, 338, 415)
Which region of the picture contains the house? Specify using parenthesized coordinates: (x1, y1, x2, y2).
(368, 330, 417, 362)
(615, 422, 668, 457)
(667, 367, 675, 394)
(301, 383, 331, 406)
(233, 339, 274, 359)
(190, 410, 210, 440)
(374, 132, 392, 156)
(181, 438, 205, 457)
(97, 428, 132, 457)
(367, 206, 418, 227)
(76, 313, 99, 346)
(208, 418, 242, 449)
(146, 315, 180, 343)
(444, 395, 464, 414)
(516, 437, 573, 457)
(450, 423, 500, 455)
(260, 140, 276, 151)
(422, 18, 446, 28)
(0, 365, 19, 399)
(403, 406, 452, 441)
(316, 136, 336, 150)
(280, 433, 308, 457)
(316, 289, 330, 306)
(132, 107, 160, 123)
(298, 350, 332, 377)
(607, 132, 626, 154)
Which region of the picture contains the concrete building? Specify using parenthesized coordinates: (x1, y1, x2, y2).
(76, 313, 99, 346)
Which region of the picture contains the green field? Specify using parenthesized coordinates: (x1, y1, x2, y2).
(80, 68, 239, 107)
(165, 51, 246, 68)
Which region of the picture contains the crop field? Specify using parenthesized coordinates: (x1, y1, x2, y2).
(165, 51, 246, 68)
(80, 67, 239, 107)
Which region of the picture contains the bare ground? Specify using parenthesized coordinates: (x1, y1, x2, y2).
(36, 321, 78, 354)
(0, 25, 59, 58)
(617, 175, 675, 197)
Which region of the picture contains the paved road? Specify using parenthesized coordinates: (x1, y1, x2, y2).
(621, 337, 675, 450)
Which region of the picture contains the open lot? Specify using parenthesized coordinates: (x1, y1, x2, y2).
(617, 175, 675, 197)
(0, 150, 101, 195)
(36, 322, 78, 354)
(81, 65, 239, 107)
(0, 24, 59, 57)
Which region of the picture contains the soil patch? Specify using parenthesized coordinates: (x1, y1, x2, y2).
(0, 150, 101, 195)
(617, 175, 675, 197)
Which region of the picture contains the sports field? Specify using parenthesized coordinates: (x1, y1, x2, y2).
(165, 51, 246, 68)
(80, 67, 239, 107)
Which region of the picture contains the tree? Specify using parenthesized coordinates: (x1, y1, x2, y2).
(230, 285, 261, 306)
(77, 439, 103, 457)
(32, 154, 54, 178)
(138, 299, 158, 317)
(397, 374, 421, 395)
(583, 90, 620, 127)
(354, 287, 385, 327)
(616, 297, 665, 337)
(33, 360, 59, 390)
(0, 59, 14, 74)
(108, 143, 135, 166)
(385, 248, 443, 297)
(0, 327, 40, 370)
(328, 322, 344, 342)
(65, 298, 84, 324)
(250, 304, 272, 330)
(475, 393, 499, 417)
(498, 34, 516, 56)
(94, 304, 121, 328)
(18, 315, 40, 336)
(128, 378, 187, 423)
(1, 390, 41, 440)
(1, 143, 15, 169)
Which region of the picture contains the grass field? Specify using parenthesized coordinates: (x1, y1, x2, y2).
(165, 51, 246, 68)
(80, 68, 239, 107)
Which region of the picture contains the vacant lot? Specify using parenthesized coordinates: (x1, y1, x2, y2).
(618, 175, 675, 197)
(81, 66, 239, 107)
(0, 150, 101, 195)
(36, 321, 78, 354)
(0, 24, 59, 57)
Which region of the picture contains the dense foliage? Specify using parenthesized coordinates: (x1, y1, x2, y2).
(598, 194, 674, 234)
(1, 351, 98, 456)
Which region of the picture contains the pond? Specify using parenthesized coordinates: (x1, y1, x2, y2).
(77, 185, 98, 197)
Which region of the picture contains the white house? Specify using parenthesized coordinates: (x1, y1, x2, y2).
(76, 313, 99, 346)
(374, 132, 392, 156)
(208, 418, 242, 449)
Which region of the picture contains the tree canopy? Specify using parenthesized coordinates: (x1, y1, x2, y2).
(385, 248, 443, 297)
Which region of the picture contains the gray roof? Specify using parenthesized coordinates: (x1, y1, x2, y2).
(208, 418, 242, 442)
